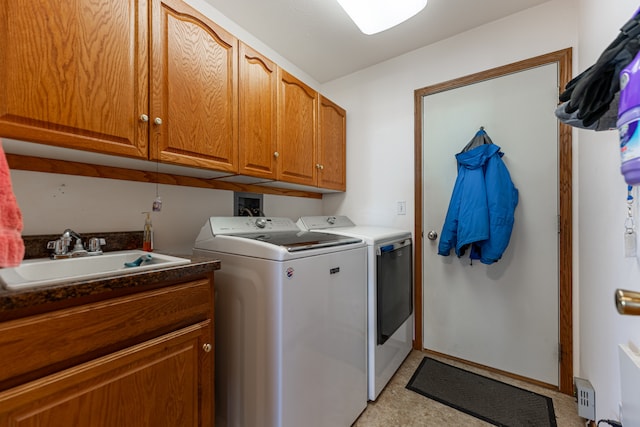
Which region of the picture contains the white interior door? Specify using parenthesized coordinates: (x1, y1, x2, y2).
(422, 63, 560, 385)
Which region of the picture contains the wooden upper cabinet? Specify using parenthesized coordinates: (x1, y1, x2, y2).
(0, 0, 345, 192)
(275, 70, 347, 191)
(238, 42, 278, 179)
(150, 0, 238, 172)
(318, 96, 347, 191)
(0, 0, 148, 158)
(277, 68, 318, 186)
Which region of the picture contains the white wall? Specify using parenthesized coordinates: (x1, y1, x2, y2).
(10, 170, 322, 253)
(321, 0, 579, 233)
(577, 0, 640, 422)
(320, 0, 640, 421)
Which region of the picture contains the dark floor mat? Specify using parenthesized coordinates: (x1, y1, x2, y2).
(406, 357, 557, 427)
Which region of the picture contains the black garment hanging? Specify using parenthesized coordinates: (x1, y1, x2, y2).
(557, 7, 640, 128)
(460, 127, 493, 153)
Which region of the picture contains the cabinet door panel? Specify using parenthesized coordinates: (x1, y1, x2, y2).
(277, 69, 317, 186)
(0, 279, 211, 390)
(0, 322, 212, 427)
(0, 0, 148, 157)
(238, 42, 277, 179)
(318, 96, 346, 191)
(151, 0, 238, 172)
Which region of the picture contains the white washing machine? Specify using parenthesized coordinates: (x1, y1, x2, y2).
(297, 215, 413, 401)
(193, 217, 368, 427)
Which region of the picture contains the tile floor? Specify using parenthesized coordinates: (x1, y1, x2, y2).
(353, 350, 586, 427)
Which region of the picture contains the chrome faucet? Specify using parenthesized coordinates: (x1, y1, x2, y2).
(47, 229, 90, 259)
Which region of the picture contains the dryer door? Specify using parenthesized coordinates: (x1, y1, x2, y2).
(376, 239, 413, 344)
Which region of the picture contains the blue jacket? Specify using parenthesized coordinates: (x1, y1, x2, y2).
(437, 144, 518, 264)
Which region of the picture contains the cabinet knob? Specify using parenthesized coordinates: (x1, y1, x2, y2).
(139, 114, 149, 122)
(202, 343, 212, 353)
(316, 164, 324, 170)
(154, 117, 163, 125)
(273, 152, 279, 158)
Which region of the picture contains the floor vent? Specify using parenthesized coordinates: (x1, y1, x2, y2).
(574, 377, 596, 421)
(620, 343, 640, 426)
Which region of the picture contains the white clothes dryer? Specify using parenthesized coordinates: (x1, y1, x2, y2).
(297, 216, 413, 401)
(193, 217, 368, 427)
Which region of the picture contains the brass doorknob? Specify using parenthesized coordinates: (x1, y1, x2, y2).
(616, 289, 640, 315)
(202, 343, 212, 353)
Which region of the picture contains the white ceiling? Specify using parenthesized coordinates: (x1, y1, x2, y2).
(203, 0, 552, 83)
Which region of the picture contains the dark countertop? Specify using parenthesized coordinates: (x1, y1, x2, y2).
(0, 253, 221, 322)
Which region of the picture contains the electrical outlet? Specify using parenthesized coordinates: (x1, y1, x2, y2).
(397, 201, 406, 215)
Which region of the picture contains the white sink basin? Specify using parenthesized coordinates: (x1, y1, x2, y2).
(0, 250, 191, 291)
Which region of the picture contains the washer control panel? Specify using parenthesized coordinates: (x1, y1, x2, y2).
(208, 217, 298, 235)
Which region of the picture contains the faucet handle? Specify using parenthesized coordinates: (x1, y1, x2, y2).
(47, 238, 69, 256)
(88, 237, 106, 254)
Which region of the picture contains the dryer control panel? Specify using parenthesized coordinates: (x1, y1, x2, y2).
(296, 215, 355, 230)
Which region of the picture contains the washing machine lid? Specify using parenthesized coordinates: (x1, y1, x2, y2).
(230, 230, 361, 252)
(194, 216, 362, 255)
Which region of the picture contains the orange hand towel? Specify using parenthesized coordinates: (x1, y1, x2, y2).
(0, 139, 24, 267)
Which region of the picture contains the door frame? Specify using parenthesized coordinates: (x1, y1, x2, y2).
(413, 48, 573, 394)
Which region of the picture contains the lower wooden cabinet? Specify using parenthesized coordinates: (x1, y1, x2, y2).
(0, 278, 214, 427)
(0, 322, 211, 426)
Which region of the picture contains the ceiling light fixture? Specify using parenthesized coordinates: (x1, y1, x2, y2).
(336, 0, 428, 35)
